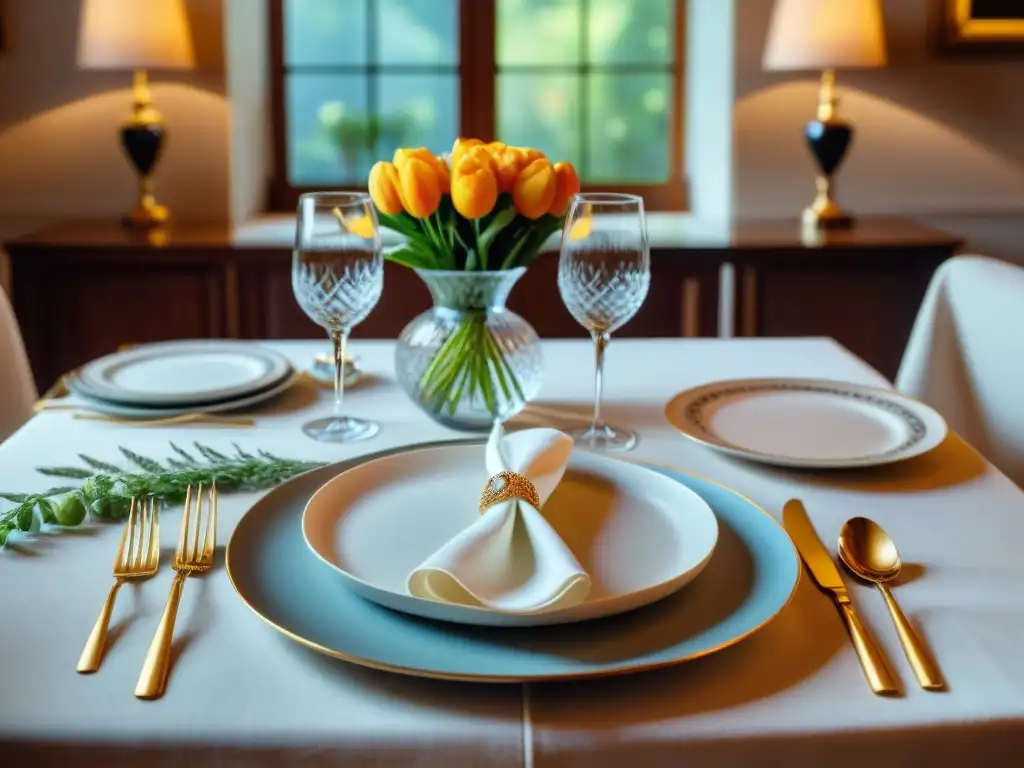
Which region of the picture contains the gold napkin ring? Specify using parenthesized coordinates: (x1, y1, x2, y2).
(478, 471, 541, 514)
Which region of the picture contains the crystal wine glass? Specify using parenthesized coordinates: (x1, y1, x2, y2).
(557, 193, 650, 451)
(293, 192, 383, 442)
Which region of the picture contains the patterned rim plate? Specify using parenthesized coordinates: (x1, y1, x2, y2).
(75, 340, 293, 406)
(665, 377, 948, 469)
(225, 440, 800, 683)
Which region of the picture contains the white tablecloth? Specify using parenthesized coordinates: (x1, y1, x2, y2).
(2, 338, 1023, 767)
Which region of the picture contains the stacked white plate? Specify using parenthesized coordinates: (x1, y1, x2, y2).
(67, 340, 297, 418)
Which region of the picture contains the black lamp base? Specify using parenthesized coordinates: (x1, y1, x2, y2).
(120, 123, 168, 228)
(803, 117, 854, 230)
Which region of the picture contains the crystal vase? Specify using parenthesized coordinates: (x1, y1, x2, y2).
(395, 268, 543, 431)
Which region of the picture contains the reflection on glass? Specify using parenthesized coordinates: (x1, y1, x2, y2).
(284, 0, 459, 185)
(293, 193, 384, 443)
(285, 0, 366, 65)
(494, 0, 675, 183)
(587, 73, 671, 183)
(586, 0, 674, 64)
(497, 0, 581, 65)
(287, 75, 369, 184)
(377, 74, 458, 158)
(497, 73, 581, 169)
(558, 194, 650, 452)
(378, 0, 458, 64)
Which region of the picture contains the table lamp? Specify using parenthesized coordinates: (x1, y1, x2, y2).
(77, 0, 195, 228)
(763, 0, 887, 229)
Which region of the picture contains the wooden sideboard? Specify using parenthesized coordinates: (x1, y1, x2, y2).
(3, 218, 961, 392)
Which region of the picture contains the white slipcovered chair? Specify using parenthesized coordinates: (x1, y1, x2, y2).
(0, 287, 36, 443)
(896, 255, 1024, 485)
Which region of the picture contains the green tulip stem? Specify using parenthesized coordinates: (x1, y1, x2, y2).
(417, 313, 525, 419)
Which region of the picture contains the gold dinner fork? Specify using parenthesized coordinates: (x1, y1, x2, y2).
(77, 497, 160, 673)
(135, 483, 217, 700)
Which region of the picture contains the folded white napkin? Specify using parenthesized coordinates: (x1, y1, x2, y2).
(407, 424, 592, 613)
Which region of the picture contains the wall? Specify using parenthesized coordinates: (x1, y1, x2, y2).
(223, 0, 269, 227)
(0, 0, 230, 222)
(734, 0, 1024, 261)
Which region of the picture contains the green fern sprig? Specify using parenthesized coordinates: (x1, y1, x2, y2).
(0, 442, 325, 548)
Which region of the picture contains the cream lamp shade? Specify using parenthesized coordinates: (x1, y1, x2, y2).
(763, 0, 887, 71)
(77, 0, 196, 70)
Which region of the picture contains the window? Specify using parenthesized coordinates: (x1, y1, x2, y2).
(270, 0, 684, 210)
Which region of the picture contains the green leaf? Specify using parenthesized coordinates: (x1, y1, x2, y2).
(0, 526, 10, 547)
(37, 499, 58, 525)
(78, 455, 123, 474)
(15, 503, 34, 532)
(42, 486, 78, 496)
(0, 493, 29, 503)
(170, 442, 200, 465)
(377, 211, 420, 238)
(119, 448, 164, 473)
(195, 443, 229, 462)
(53, 494, 88, 526)
(384, 244, 436, 269)
(37, 467, 94, 479)
(477, 206, 517, 262)
(233, 443, 256, 460)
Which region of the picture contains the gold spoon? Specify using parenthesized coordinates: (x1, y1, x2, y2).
(838, 517, 945, 691)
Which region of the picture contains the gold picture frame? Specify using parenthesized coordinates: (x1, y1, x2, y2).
(945, 0, 1024, 50)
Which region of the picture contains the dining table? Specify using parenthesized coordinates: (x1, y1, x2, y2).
(1, 337, 1023, 767)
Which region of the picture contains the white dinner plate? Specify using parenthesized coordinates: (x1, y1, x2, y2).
(67, 372, 298, 419)
(301, 443, 720, 628)
(75, 340, 293, 406)
(665, 377, 948, 469)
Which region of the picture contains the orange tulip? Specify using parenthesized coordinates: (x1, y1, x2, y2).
(548, 161, 581, 216)
(568, 206, 593, 240)
(399, 157, 442, 218)
(452, 154, 498, 220)
(393, 147, 450, 193)
(460, 144, 498, 175)
(368, 161, 404, 215)
(512, 158, 557, 219)
(451, 137, 484, 166)
(484, 141, 507, 158)
(520, 147, 546, 164)
(342, 213, 376, 239)
(494, 146, 528, 193)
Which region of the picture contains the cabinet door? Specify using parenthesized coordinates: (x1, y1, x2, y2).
(735, 252, 945, 379)
(238, 260, 432, 340)
(13, 260, 228, 391)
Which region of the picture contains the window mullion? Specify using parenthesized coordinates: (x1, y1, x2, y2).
(460, 0, 496, 141)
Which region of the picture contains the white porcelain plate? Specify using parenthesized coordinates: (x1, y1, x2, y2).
(302, 444, 719, 627)
(67, 372, 298, 419)
(75, 340, 293, 406)
(665, 377, 948, 469)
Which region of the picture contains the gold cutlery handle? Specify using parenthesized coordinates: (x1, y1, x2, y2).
(878, 584, 944, 690)
(135, 571, 187, 700)
(837, 597, 899, 695)
(74, 412, 254, 428)
(77, 578, 125, 673)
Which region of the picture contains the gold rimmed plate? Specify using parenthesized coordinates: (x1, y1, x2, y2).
(225, 440, 800, 683)
(666, 378, 948, 469)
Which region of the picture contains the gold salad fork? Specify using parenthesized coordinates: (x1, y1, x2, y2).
(135, 483, 217, 700)
(77, 497, 160, 673)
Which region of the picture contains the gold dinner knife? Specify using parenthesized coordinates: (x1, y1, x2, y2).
(783, 499, 899, 695)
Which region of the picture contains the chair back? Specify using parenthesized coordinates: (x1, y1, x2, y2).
(897, 255, 1024, 484)
(0, 287, 36, 443)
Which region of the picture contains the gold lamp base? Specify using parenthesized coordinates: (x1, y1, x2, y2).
(124, 198, 170, 228)
(802, 69, 856, 231)
(120, 70, 171, 230)
(802, 176, 854, 230)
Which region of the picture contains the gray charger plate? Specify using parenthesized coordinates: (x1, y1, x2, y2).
(226, 440, 800, 683)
